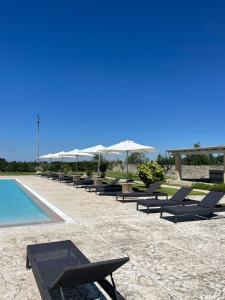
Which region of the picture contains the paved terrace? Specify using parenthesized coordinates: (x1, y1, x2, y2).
(1, 176, 225, 300)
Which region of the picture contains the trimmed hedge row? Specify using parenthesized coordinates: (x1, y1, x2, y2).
(192, 183, 225, 192)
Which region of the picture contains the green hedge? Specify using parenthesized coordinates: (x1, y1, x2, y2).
(0, 158, 105, 173)
(192, 183, 225, 192)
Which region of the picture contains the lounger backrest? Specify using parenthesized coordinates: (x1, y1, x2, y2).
(146, 182, 162, 193)
(109, 178, 120, 186)
(49, 257, 129, 290)
(199, 191, 224, 208)
(170, 187, 193, 203)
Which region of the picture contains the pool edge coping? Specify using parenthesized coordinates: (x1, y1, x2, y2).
(15, 179, 78, 224)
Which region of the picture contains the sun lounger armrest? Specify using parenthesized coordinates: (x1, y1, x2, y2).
(49, 257, 129, 291)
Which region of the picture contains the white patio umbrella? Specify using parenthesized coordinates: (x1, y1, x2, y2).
(39, 153, 55, 162)
(61, 149, 93, 173)
(80, 145, 121, 175)
(51, 151, 68, 161)
(105, 140, 156, 177)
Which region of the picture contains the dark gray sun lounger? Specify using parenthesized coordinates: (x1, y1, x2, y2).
(86, 178, 119, 192)
(73, 179, 94, 188)
(137, 187, 197, 214)
(96, 184, 122, 195)
(26, 240, 129, 300)
(115, 182, 167, 201)
(161, 191, 225, 223)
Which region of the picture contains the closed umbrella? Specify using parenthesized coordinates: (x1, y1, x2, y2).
(105, 140, 156, 177)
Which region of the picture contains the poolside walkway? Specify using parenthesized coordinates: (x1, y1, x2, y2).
(1, 176, 225, 299)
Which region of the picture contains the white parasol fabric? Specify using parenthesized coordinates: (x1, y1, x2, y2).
(105, 140, 156, 176)
(60, 149, 93, 173)
(80, 145, 120, 174)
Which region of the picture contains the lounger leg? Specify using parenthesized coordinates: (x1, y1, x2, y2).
(175, 215, 178, 224)
(26, 256, 30, 269)
(147, 206, 150, 214)
(59, 285, 66, 300)
(136, 203, 139, 211)
(160, 210, 163, 218)
(110, 274, 120, 300)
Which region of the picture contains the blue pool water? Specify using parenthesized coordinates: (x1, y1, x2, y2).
(0, 180, 51, 226)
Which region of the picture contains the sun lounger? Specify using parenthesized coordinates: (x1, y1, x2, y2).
(85, 178, 119, 192)
(73, 179, 94, 188)
(137, 187, 197, 214)
(58, 175, 73, 183)
(115, 182, 167, 201)
(161, 191, 225, 223)
(26, 240, 129, 300)
(96, 184, 122, 195)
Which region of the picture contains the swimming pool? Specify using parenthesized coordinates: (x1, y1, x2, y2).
(0, 179, 63, 226)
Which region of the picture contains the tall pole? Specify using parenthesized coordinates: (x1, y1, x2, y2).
(36, 114, 40, 162)
(126, 150, 129, 178)
(98, 153, 101, 176)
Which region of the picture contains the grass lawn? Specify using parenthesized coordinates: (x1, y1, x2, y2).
(106, 172, 140, 181)
(106, 172, 205, 195)
(133, 185, 204, 196)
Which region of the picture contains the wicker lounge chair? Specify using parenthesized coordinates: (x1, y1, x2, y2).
(161, 191, 225, 223)
(137, 187, 197, 214)
(115, 182, 167, 201)
(26, 240, 129, 300)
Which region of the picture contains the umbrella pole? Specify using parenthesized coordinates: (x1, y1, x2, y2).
(126, 151, 129, 179)
(76, 155, 78, 174)
(98, 153, 101, 177)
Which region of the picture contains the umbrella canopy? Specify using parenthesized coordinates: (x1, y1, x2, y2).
(51, 151, 68, 160)
(106, 140, 156, 153)
(39, 153, 55, 159)
(105, 140, 156, 177)
(60, 149, 93, 173)
(80, 145, 121, 175)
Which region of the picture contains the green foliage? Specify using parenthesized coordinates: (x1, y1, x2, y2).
(86, 170, 93, 177)
(127, 152, 148, 165)
(99, 161, 108, 178)
(0, 158, 99, 173)
(192, 183, 225, 192)
(157, 154, 174, 171)
(138, 161, 165, 187)
(99, 161, 108, 173)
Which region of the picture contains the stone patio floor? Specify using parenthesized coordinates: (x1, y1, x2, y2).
(1, 176, 225, 300)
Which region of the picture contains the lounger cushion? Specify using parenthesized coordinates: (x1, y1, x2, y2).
(163, 206, 211, 216)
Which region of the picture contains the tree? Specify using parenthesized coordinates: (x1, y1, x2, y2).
(127, 152, 147, 165)
(157, 154, 174, 172)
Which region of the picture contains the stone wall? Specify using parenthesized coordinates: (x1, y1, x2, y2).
(167, 165, 224, 180)
(111, 164, 224, 180)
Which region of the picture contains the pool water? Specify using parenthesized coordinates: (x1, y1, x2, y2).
(0, 180, 51, 226)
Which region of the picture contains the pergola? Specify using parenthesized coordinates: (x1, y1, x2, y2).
(167, 145, 225, 183)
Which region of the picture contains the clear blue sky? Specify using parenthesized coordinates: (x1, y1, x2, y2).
(0, 1, 225, 161)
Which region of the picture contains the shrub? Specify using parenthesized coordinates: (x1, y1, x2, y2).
(138, 161, 165, 187)
(86, 170, 93, 177)
(192, 183, 225, 192)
